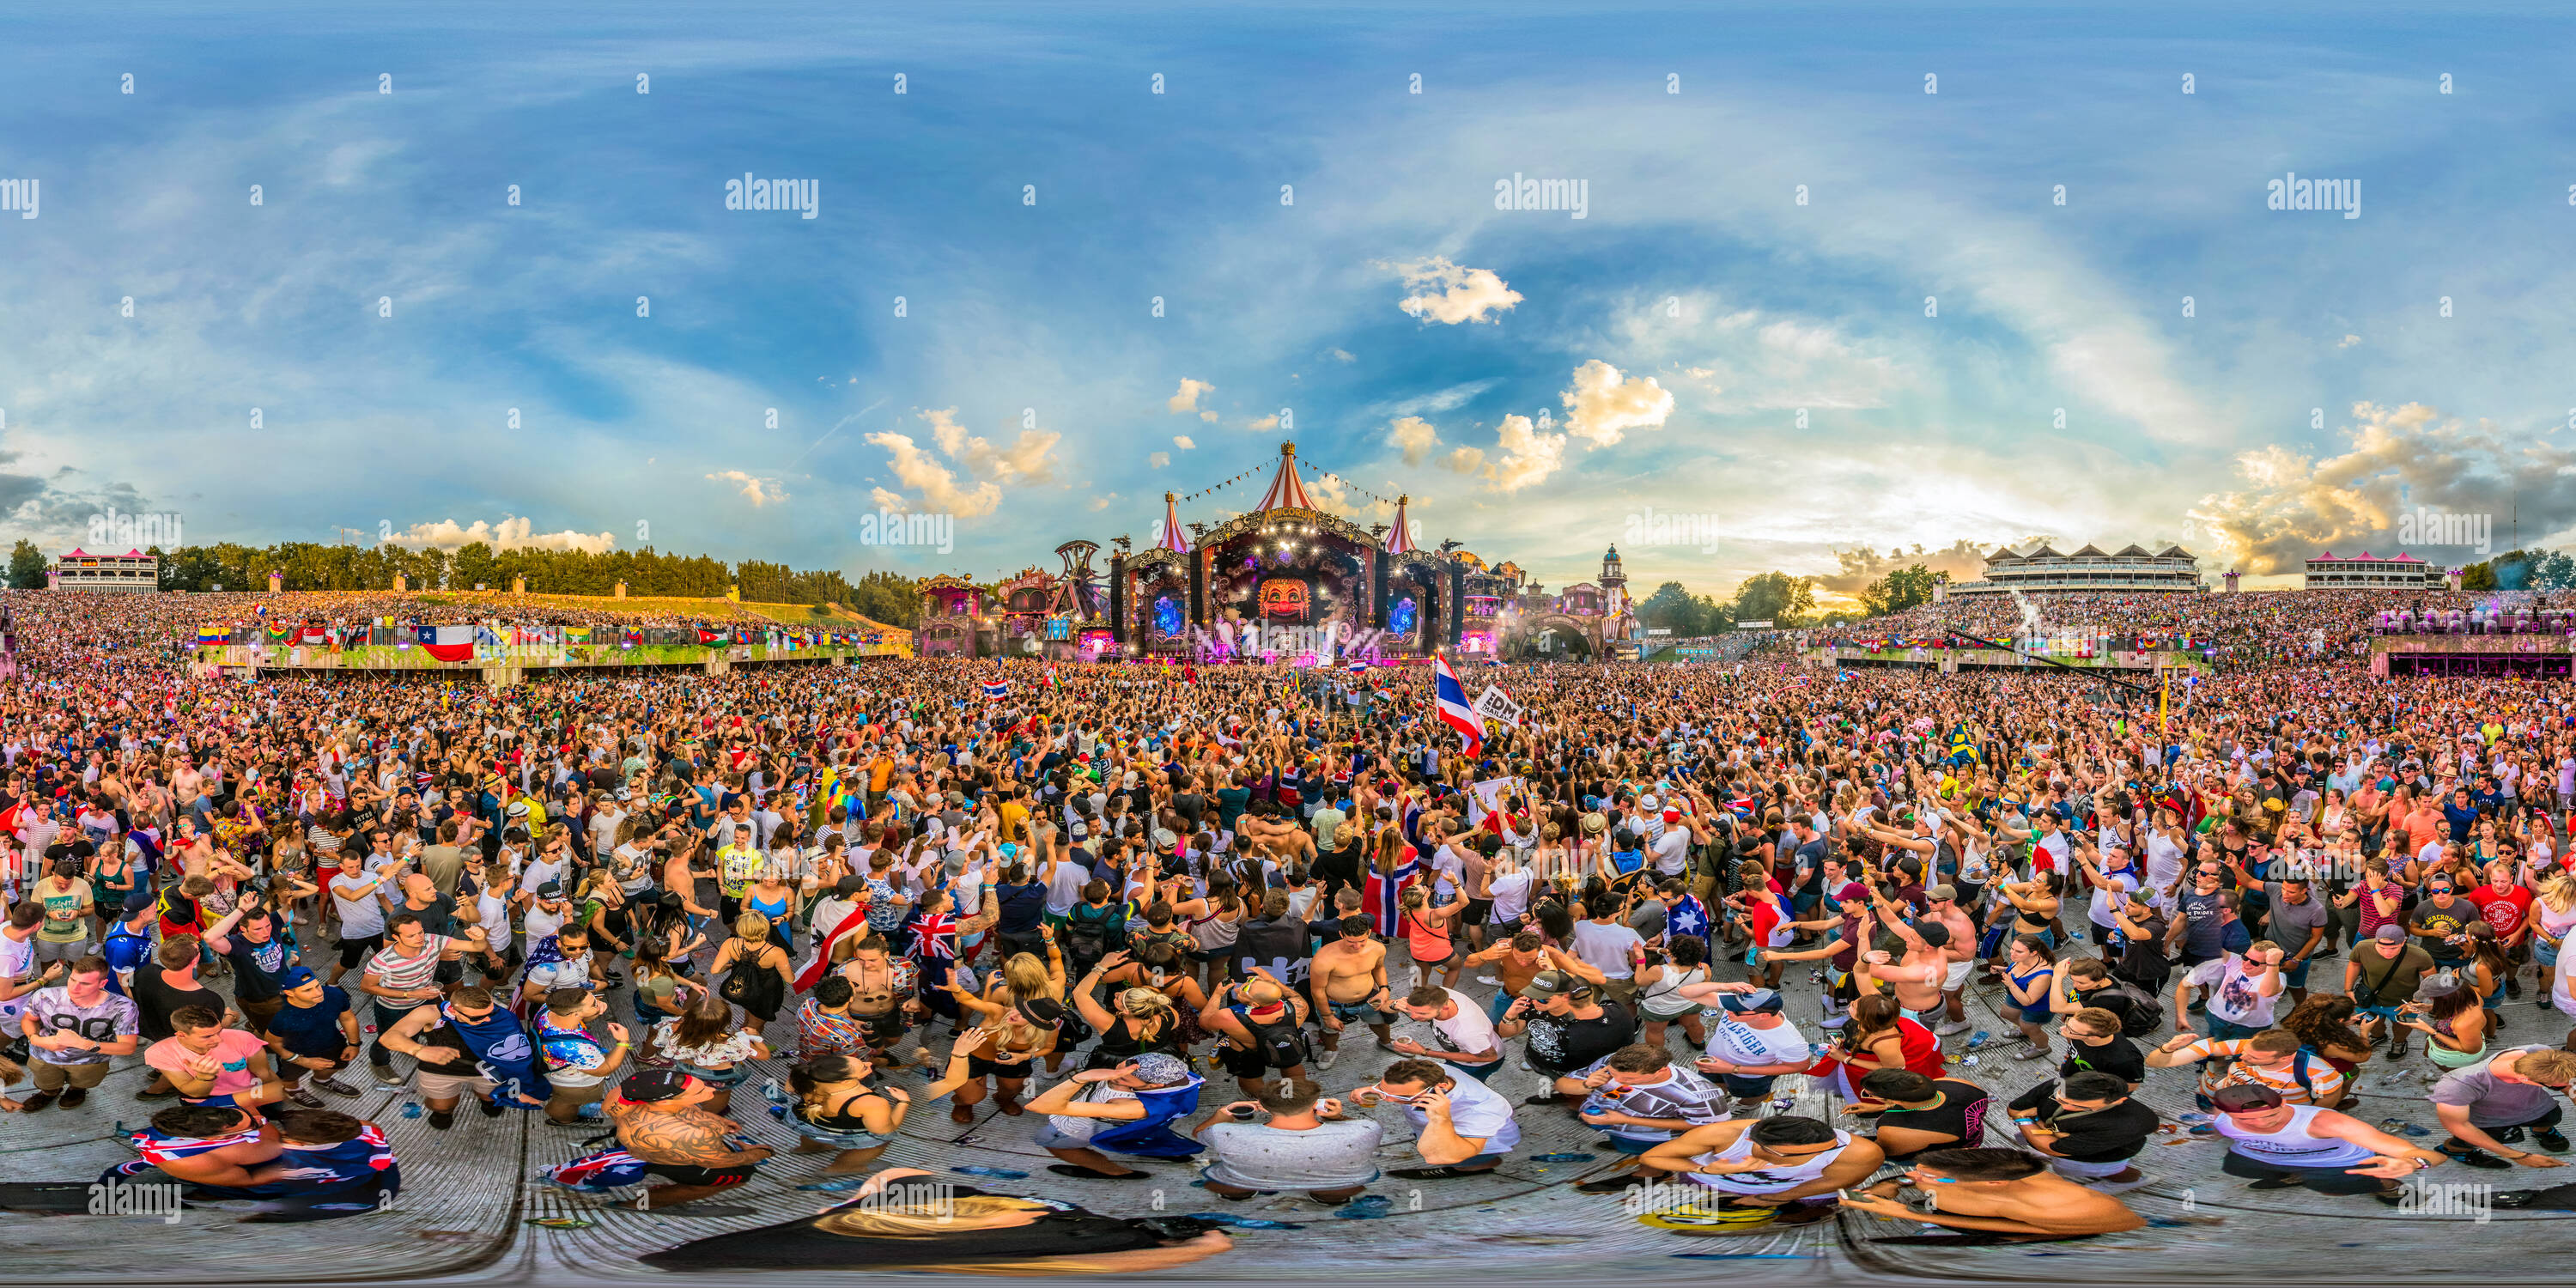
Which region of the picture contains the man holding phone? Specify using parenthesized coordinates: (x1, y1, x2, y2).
(1189, 1078, 1382, 1201)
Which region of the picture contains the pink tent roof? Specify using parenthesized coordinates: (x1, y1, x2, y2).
(1384, 495, 1419, 554)
(1254, 441, 1315, 513)
(1155, 492, 1191, 552)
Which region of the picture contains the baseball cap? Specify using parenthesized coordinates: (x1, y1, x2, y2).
(1720, 988, 1785, 1014)
(1836, 882, 1873, 903)
(619, 1069, 700, 1103)
(2374, 924, 2407, 944)
(1925, 884, 1958, 902)
(1070, 820, 1089, 839)
(1125, 1053, 1192, 1086)
(2210, 1084, 2283, 1113)
(1152, 828, 1178, 851)
(1518, 969, 1596, 1002)
(535, 880, 564, 899)
(280, 966, 319, 989)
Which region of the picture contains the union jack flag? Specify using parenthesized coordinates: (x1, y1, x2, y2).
(907, 908, 959, 960)
(1364, 848, 1422, 938)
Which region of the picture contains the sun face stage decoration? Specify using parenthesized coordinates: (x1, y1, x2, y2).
(1389, 595, 1419, 637)
(1153, 595, 1185, 639)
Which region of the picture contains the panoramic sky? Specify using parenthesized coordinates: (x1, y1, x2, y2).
(4, 1, 2574, 601)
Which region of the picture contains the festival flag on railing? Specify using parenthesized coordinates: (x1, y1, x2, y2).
(563, 626, 590, 644)
(265, 624, 291, 642)
(418, 625, 477, 662)
(698, 627, 731, 646)
(197, 626, 228, 646)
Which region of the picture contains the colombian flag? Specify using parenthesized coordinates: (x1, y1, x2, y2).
(197, 627, 228, 646)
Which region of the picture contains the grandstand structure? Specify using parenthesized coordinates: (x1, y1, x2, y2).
(1947, 543, 2205, 596)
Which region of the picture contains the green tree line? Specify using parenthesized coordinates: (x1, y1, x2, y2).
(7, 539, 922, 628)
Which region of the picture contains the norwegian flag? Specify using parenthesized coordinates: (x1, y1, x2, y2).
(1364, 846, 1422, 938)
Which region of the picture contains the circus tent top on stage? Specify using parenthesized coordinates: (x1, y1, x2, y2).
(1254, 440, 1316, 513)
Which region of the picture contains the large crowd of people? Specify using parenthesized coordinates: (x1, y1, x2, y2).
(5, 584, 2576, 1270)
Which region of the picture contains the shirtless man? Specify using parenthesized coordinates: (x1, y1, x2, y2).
(1840, 1145, 2145, 1237)
(1307, 915, 1394, 1071)
(1916, 885, 1981, 1034)
(1462, 932, 1593, 1022)
(832, 933, 925, 1067)
(1861, 890, 1968, 1027)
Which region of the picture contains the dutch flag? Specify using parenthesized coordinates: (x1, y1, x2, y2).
(1432, 655, 1485, 757)
(981, 681, 1011, 701)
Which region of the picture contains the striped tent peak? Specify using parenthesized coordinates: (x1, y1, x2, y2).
(1384, 494, 1419, 554)
(1156, 492, 1191, 552)
(1255, 440, 1315, 513)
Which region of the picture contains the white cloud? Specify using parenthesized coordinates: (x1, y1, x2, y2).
(1482, 414, 1566, 492)
(1559, 359, 1674, 447)
(384, 516, 616, 553)
(704, 471, 787, 507)
(1443, 446, 1486, 474)
(1326, 348, 1356, 363)
(913, 407, 1061, 486)
(1200, 410, 1219, 423)
(1149, 452, 1170, 468)
(1388, 415, 1440, 466)
(1392, 256, 1523, 325)
(864, 432, 1003, 517)
(2339, 334, 2363, 349)
(2187, 401, 2576, 574)
(1168, 378, 1215, 415)
(1247, 414, 1280, 432)
(1173, 435, 1196, 450)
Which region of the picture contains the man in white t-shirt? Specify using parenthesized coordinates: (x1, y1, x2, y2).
(1695, 989, 1814, 1111)
(1394, 986, 1504, 1079)
(1570, 907, 1645, 1003)
(1356, 1057, 1522, 1179)
(2182, 940, 2287, 1038)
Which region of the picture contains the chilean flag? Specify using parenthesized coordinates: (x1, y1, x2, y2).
(1432, 655, 1485, 757)
(419, 625, 476, 662)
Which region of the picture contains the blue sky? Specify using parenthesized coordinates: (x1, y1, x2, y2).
(7, 0, 2576, 600)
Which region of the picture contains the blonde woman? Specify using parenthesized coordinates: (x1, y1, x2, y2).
(2533, 871, 2576, 1013)
(713, 912, 795, 1035)
(915, 991, 1063, 1122)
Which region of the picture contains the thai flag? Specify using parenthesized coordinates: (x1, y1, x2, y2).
(1432, 655, 1485, 756)
(1364, 848, 1422, 938)
(981, 681, 1011, 701)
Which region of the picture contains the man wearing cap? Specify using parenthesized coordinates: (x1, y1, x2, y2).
(2205, 1083, 2445, 1199)
(260, 966, 362, 1107)
(1689, 987, 1815, 1114)
(1023, 1053, 1206, 1180)
(2342, 923, 2435, 1055)
(1497, 968, 1635, 1104)
(605, 1068, 774, 1210)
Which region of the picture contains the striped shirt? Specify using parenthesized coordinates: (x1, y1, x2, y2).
(363, 936, 452, 995)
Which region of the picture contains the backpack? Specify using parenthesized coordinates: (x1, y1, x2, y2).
(2103, 983, 2166, 1038)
